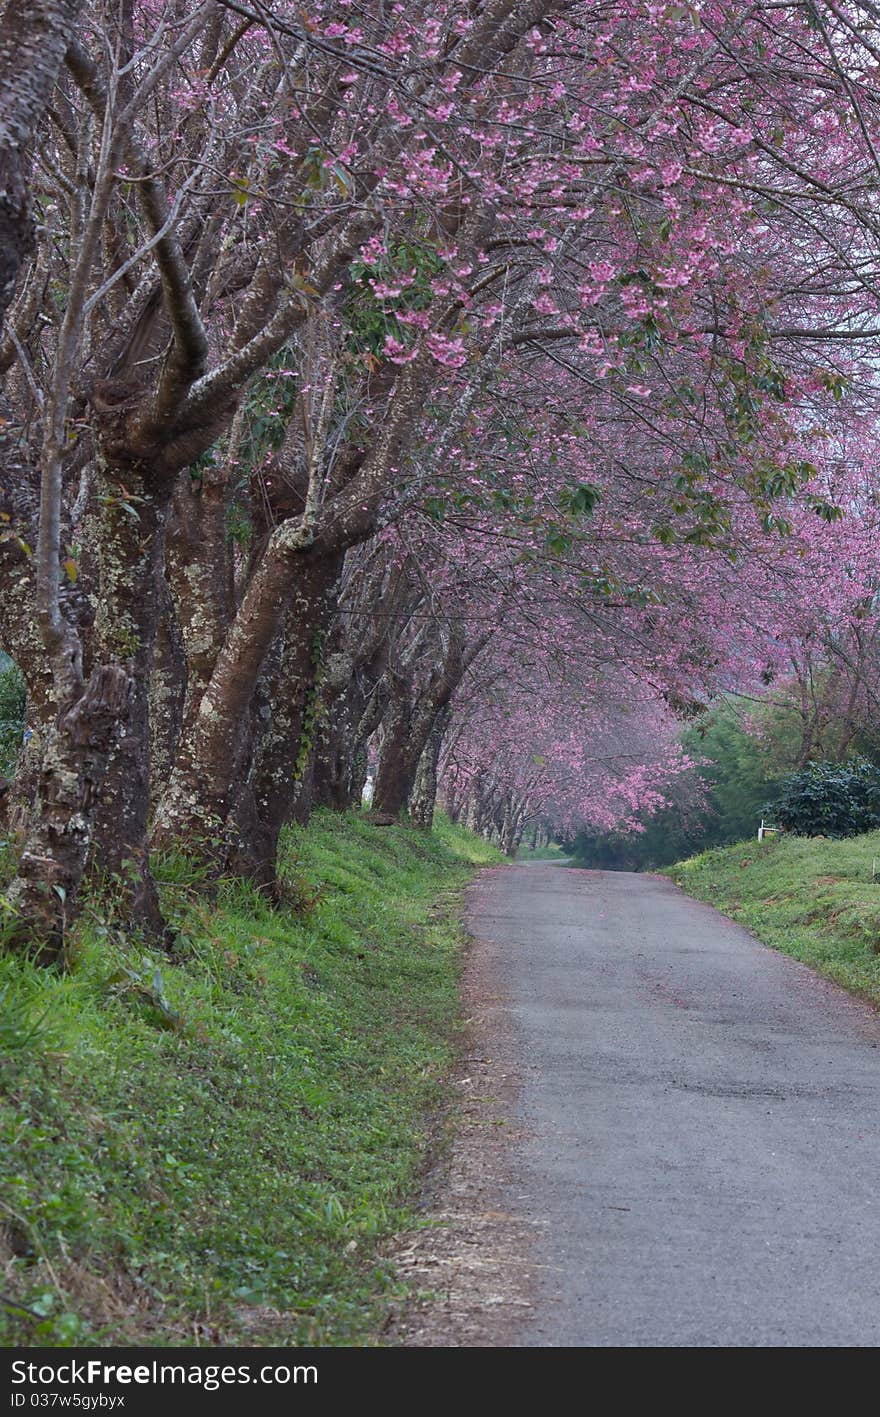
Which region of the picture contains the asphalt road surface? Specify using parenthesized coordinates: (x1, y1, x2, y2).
(468, 864, 880, 1347)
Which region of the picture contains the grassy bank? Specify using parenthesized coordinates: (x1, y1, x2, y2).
(668, 832, 880, 1007)
(515, 842, 566, 861)
(0, 812, 502, 1347)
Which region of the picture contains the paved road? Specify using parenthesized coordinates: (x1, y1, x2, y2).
(468, 864, 880, 1347)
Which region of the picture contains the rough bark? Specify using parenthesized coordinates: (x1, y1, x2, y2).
(4, 663, 131, 958)
(149, 579, 186, 799)
(0, 565, 53, 835)
(311, 643, 390, 812)
(86, 463, 175, 939)
(153, 534, 295, 846)
(409, 704, 451, 832)
(310, 686, 362, 811)
(372, 637, 468, 819)
(165, 468, 232, 735)
(0, 476, 92, 833)
(0, 0, 83, 325)
(153, 351, 444, 847)
(226, 551, 344, 890)
(372, 681, 418, 819)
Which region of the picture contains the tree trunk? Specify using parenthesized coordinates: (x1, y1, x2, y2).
(498, 795, 524, 857)
(0, 0, 84, 325)
(373, 679, 460, 820)
(311, 652, 386, 813)
(0, 542, 98, 840)
(149, 580, 186, 800)
(4, 664, 131, 958)
(152, 535, 296, 848)
(409, 704, 450, 831)
(371, 687, 416, 818)
(87, 466, 174, 939)
(165, 469, 232, 735)
(0, 532, 53, 835)
(226, 553, 344, 890)
(310, 688, 361, 811)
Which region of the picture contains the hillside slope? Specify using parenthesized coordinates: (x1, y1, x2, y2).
(668, 833, 880, 1008)
(0, 813, 501, 1347)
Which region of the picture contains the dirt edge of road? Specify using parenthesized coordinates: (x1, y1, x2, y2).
(384, 868, 534, 1347)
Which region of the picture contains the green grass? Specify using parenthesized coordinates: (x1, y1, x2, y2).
(515, 841, 566, 861)
(432, 814, 507, 866)
(0, 811, 502, 1347)
(667, 831, 880, 1007)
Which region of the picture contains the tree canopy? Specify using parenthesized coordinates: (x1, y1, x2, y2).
(3, 1, 880, 945)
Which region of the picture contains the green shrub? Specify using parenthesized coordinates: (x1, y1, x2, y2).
(0, 657, 25, 778)
(768, 757, 880, 838)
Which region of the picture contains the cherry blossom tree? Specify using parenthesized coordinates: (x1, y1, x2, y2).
(4, 1, 880, 950)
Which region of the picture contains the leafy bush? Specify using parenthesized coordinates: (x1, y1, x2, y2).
(0, 655, 25, 778)
(768, 758, 880, 838)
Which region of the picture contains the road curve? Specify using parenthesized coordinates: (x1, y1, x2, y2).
(468, 864, 880, 1347)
